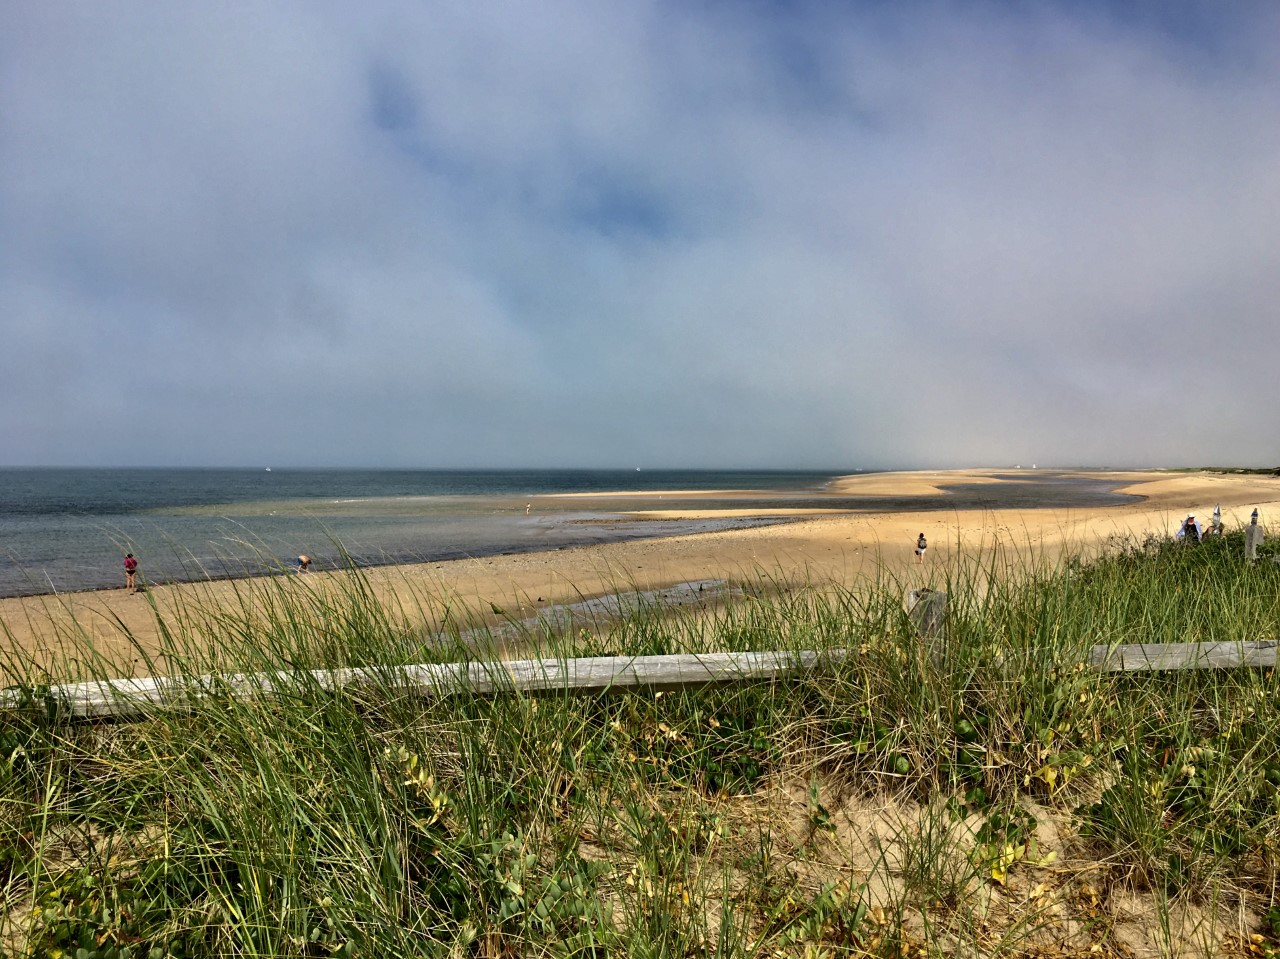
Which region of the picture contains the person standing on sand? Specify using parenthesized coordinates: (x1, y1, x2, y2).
(915, 533, 927, 563)
(123, 552, 138, 593)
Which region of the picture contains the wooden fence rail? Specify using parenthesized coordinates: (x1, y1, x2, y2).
(1089, 639, 1276, 672)
(0, 641, 1275, 720)
(0, 650, 834, 720)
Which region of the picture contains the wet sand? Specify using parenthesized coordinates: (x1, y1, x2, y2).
(3, 469, 1277, 680)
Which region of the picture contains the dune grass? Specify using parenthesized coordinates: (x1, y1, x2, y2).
(1, 530, 1279, 957)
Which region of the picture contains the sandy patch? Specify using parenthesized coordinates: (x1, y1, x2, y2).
(825, 468, 1011, 497)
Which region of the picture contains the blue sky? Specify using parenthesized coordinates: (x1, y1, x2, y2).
(3, 1, 1278, 469)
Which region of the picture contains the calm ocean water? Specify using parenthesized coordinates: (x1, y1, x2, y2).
(0, 468, 1140, 598)
(0, 469, 842, 597)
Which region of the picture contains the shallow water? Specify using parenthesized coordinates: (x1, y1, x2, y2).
(0, 468, 1139, 598)
(0, 469, 834, 597)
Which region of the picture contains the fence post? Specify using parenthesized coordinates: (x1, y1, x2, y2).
(1245, 524, 1264, 563)
(906, 588, 947, 661)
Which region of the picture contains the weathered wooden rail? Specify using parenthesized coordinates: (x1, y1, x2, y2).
(1089, 639, 1277, 672)
(0, 650, 836, 719)
(0, 641, 1275, 720)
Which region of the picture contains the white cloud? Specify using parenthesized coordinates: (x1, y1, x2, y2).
(3, 1, 1278, 467)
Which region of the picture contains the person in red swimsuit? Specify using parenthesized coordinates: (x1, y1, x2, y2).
(123, 553, 139, 593)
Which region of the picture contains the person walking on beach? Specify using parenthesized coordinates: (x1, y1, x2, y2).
(123, 552, 139, 593)
(915, 533, 927, 563)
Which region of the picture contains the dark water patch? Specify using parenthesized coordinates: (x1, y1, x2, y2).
(935, 472, 1141, 509)
(0, 468, 840, 516)
(559, 477, 1140, 516)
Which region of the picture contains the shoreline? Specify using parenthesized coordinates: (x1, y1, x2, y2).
(0, 467, 1135, 603)
(4, 468, 1279, 679)
(0, 513, 806, 603)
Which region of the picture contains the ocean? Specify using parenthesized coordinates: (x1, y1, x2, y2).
(0, 468, 1140, 599)
(0, 468, 841, 598)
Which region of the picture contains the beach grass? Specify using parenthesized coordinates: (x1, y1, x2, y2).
(2, 530, 1280, 956)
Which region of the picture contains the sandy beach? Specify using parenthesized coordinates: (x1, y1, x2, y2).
(4, 468, 1278, 679)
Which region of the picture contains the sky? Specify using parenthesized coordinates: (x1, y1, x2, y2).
(3, 1, 1278, 470)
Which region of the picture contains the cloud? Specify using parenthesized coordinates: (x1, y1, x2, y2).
(3, 1, 1279, 468)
